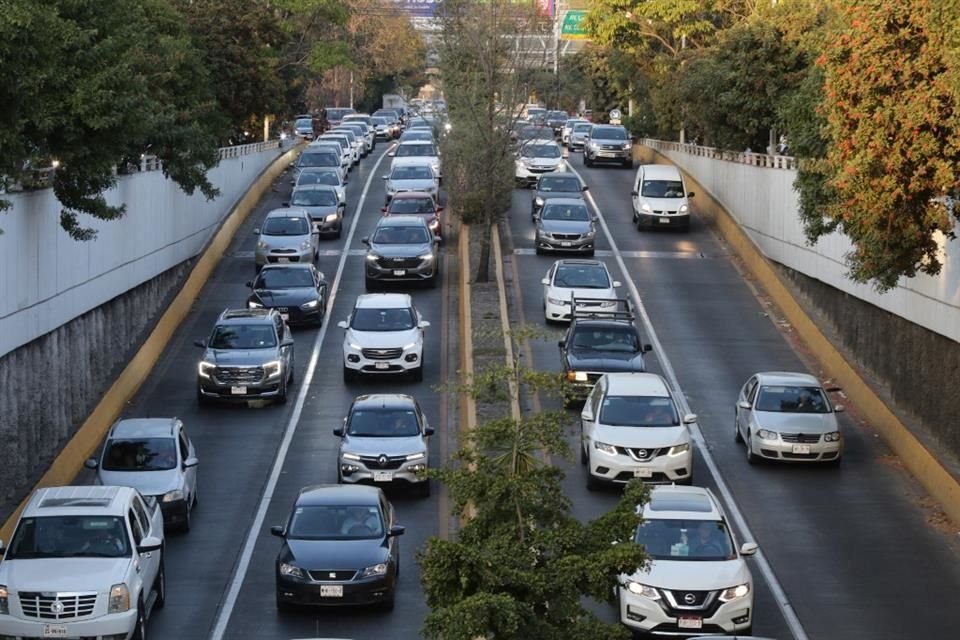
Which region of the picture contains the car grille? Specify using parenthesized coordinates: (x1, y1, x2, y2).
(549, 233, 582, 241)
(308, 570, 357, 582)
(19, 592, 98, 620)
(376, 256, 422, 269)
(359, 454, 407, 470)
(650, 210, 680, 215)
(624, 447, 667, 461)
(271, 248, 297, 254)
(529, 166, 555, 172)
(601, 144, 622, 150)
(268, 255, 301, 263)
(214, 366, 265, 384)
(781, 433, 821, 443)
(362, 347, 403, 360)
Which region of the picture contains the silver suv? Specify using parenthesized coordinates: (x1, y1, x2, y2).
(194, 308, 295, 404)
(363, 215, 439, 289)
(334, 394, 435, 497)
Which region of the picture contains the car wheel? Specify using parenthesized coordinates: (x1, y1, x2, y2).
(586, 469, 601, 491)
(276, 593, 293, 612)
(680, 218, 691, 232)
(623, 159, 634, 169)
(179, 502, 191, 533)
(678, 474, 694, 486)
(585, 248, 595, 257)
(381, 592, 396, 611)
(745, 432, 757, 465)
(276, 378, 288, 405)
(131, 602, 146, 640)
(417, 479, 431, 498)
(411, 363, 424, 383)
(535, 245, 544, 255)
(154, 559, 166, 609)
(826, 455, 843, 468)
(580, 437, 587, 465)
(196, 386, 211, 407)
(636, 218, 645, 232)
(365, 276, 378, 292)
(335, 222, 343, 239)
(343, 365, 355, 384)
(584, 155, 593, 167)
(734, 412, 743, 443)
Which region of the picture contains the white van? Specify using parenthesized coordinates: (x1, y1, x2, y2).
(630, 164, 695, 231)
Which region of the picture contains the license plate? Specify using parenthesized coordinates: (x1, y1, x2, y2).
(277, 257, 290, 263)
(598, 152, 615, 157)
(230, 386, 247, 395)
(43, 625, 68, 638)
(659, 217, 671, 224)
(792, 444, 812, 454)
(320, 585, 343, 598)
(280, 313, 289, 322)
(678, 616, 703, 630)
(393, 269, 406, 276)
(561, 241, 572, 247)
(373, 471, 393, 482)
(374, 361, 390, 370)
(633, 468, 653, 478)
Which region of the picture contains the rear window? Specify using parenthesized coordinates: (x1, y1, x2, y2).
(103, 438, 177, 471)
(396, 144, 436, 157)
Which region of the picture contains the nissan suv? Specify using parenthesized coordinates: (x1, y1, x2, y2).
(363, 215, 439, 289)
(338, 294, 429, 382)
(194, 308, 295, 404)
(584, 124, 633, 168)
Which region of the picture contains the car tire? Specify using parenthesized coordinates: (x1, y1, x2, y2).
(678, 474, 694, 486)
(585, 248, 595, 257)
(335, 222, 343, 239)
(365, 276, 378, 292)
(680, 218, 691, 232)
(623, 159, 633, 169)
(196, 387, 211, 407)
(636, 218, 645, 232)
(584, 155, 593, 167)
(427, 273, 439, 289)
(411, 363, 424, 383)
(535, 246, 544, 256)
(734, 412, 743, 442)
(745, 432, 757, 465)
(826, 455, 843, 468)
(154, 559, 166, 609)
(131, 602, 146, 640)
(179, 502, 191, 534)
(417, 479, 431, 498)
(276, 378, 288, 405)
(580, 439, 587, 466)
(343, 365, 356, 384)
(586, 469, 601, 492)
(381, 592, 396, 612)
(276, 594, 293, 612)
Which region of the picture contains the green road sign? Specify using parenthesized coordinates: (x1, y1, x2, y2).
(560, 10, 589, 41)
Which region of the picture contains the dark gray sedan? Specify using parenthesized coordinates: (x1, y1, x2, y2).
(285, 185, 345, 238)
(534, 198, 597, 256)
(531, 173, 587, 220)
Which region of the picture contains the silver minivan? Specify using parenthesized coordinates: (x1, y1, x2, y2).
(631, 164, 695, 231)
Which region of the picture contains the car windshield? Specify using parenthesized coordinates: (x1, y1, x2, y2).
(574, 123, 592, 132)
(755, 385, 830, 413)
(348, 408, 421, 437)
(298, 153, 338, 168)
(297, 171, 339, 187)
(401, 131, 433, 142)
(7, 516, 131, 559)
(548, 111, 567, 120)
(351, 307, 416, 331)
(641, 179, 685, 198)
(287, 505, 383, 540)
(521, 145, 561, 158)
(538, 176, 581, 192)
(571, 327, 639, 353)
(255, 268, 315, 289)
(565, 119, 584, 127)
(635, 519, 735, 561)
(371, 225, 431, 244)
(262, 216, 309, 236)
(554, 264, 610, 288)
(542, 204, 590, 221)
(292, 190, 338, 206)
(592, 127, 628, 140)
(396, 144, 436, 157)
(327, 108, 354, 120)
(295, 118, 313, 129)
(520, 127, 552, 140)
(390, 198, 435, 214)
(102, 438, 177, 471)
(208, 324, 278, 349)
(392, 166, 433, 180)
(599, 395, 679, 427)
(320, 138, 346, 150)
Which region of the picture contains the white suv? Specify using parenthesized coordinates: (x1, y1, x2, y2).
(0, 486, 165, 640)
(338, 294, 429, 383)
(618, 486, 758, 636)
(581, 373, 695, 489)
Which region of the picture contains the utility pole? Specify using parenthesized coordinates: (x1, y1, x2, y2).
(349, 70, 355, 110)
(679, 34, 687, 144)
(554, 0, 562, 108)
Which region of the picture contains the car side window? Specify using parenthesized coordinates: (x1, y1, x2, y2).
(132, 496, 151, 536)
(178, 431, 190, 460)
(128, 510, 144, 546)
(746, 378, 759, 404)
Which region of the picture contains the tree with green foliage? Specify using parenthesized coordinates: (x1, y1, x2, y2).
(418, 360, 648, 640)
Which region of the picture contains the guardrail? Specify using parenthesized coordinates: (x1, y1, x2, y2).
(641, 138, 798, 171)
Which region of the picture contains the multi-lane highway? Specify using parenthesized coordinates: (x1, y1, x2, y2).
(69, 139, 960, 640)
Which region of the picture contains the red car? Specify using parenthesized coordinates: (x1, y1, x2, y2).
(382, 192, 443, 240)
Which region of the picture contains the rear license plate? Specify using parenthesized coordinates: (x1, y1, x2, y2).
(230, 386, 247, 395)
(280, 313, 289, 322)
(373, 471, 393, 482)
(43, 625, 68, 638)
(792, 444, 812, 454)
(561, 241, 572, 247)
(374, 361, 390, 370)
(393, 269, 406, 276)
(659, 217, 671, 224)
(277, 257, 290, 263)
(633, 468, 653, 478)
(320, 585, 343, 598)
(678, 616, 703, 630)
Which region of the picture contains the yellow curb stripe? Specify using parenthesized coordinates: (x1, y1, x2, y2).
(635, 145, 960, 527)
(491, 223, 522, 423)
(0, 144, 303, 543)
(458, 224, 477, 523)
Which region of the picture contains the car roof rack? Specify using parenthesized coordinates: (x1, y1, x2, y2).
(570, 296, 634, 321)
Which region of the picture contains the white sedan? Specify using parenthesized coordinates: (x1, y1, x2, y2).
(541, 259, 621, 322)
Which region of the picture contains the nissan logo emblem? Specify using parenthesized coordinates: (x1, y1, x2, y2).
(51, 600, 65, 615)
(378, 454, 389, 467)
(683, 593, 696, 605)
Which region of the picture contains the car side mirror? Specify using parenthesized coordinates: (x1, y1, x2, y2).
(642, 344, 652, 353)
(270, 525, 285, 538)
(381, 207, 388, 213)
(245, 280, 254, 288)
(424, 426, 435, 436)
(382, 175, 389, 180)
(281, 336, 294, 347)
(824, 385, 842, 393)
(687, 191, 695, 198)
(193, 339, 206, 348)
(740, 542, 759, 556)
(613, 281, 622, 287)
(738, 400, 752, 410)
(253, 229, 260, 235)
(337, 320, 348, 329)
(582, 185, 589, 191)
(361, 237, 370, 245)
(387, 151, 396, 157)
(281, 201, 290, 207)
(333, 427, 344, 437)
(388, 525, 406, 537)
(558, 340, 565, 348)
(834, 404, 845, 413)
(182, 457, 199, 469)
(138, 536, 163, 554)
(541, 277, 550, 285)
(288, 162, 295, 168)
(0, 539, 4, 554)
(581, 409, 593, 421)
(436, 206, 444, 213)
(630, 190, 638, 196)
(682, 413, 698, 424)
(84, 458, 98, 470)
(419, 320, 431, 328)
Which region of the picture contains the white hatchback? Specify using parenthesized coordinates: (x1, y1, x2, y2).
(541, 259, 621, 322)
(618, 486, 758, 636)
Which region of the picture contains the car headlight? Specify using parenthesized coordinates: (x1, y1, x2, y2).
(0, 584, 8, 615)
(263, 360, 283, 379)
(428, 219, 440, 229)
(325, 213, 339, 222)
(162, 490, 185, 503)
(366, 253, 380, 262)
(359, 563, 388, 578)
(566, 371, 588, 382)
(419, 252, 434, 260)
(640, 203, 653, 212)
(824, 431, 842, 442)
(387, 185, 396, 194)
(718, 583, 750, 602)
(257, 240, 268, 250)
(300, 240, 312, 251)
(547, 296, 569, 306)
(667, 443, 690, 457)
(108, 583, 130, 613)
(198, 361, 215, 379)
(535, 197, 544, 206)
(678, 204, 689, 214)
(756, 428, 779, 440)
(444, 123, 452, 131)
(589, 142, 599, 150)
(279, 562, 305, 579)
(401, 342, 418, 350)
(342, 451, 361, 461)
(625, 581, 660, 599)
(347, 341, 363, 350)
(406, 452, 426, 461)
(247, 300, 263, 309)
(593, 441, 618, 456)
(623, 142, 632, 150)
(301, 299, 320, 310)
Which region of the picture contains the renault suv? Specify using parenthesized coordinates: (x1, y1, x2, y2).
(618, 486, 758, 636)
(194, 308, 295, 404)
(338, 293, 430, 382)
(363, 215, 439, 289)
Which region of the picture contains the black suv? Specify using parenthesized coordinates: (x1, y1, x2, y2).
(363, 215, 439, 290)
(558, 298, 652, 403)
(195, 308, 295, 404)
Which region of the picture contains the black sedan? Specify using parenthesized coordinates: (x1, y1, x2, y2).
(246, 264, 327, 326)
(272, 484, 404, 611)
(530, 173, 588, 221)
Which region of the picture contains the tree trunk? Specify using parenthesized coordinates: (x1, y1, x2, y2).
(474, 221, 492, 283)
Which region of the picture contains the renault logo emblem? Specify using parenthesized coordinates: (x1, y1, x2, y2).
(683, 593, 696, 605)
(329, 572, 337, 579)
(378, 454, 389, 467)
(51, 600, 65, 615)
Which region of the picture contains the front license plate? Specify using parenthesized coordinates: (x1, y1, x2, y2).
(43, 625, 68, 638)
(277, 257, 290, 263)
(598, 152, 614, 157)
(561, 241, 572, 247)
(374, 361, 390, 370)
(374, 471, 393, 482)
(230, 386, 247, 395)
(677, 616, 703, 630)
(393, 269, 406, 276)
(659, 217, 671, 224)
(320, 585, 343, 598)
(280, 313, 289, 322)
(633, 468, 653, 478)
(792, 444, 812, 454)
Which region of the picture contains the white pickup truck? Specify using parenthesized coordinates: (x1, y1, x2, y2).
(0, 485, 165, 640)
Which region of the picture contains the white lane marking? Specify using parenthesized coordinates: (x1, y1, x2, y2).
(567, 165, 810, 640)
(512, 248, 708, 259)
(229, 249, 366, 259)
(209, 148, 390, 640)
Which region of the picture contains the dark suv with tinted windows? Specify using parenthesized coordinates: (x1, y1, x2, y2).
(363, 216, 439, 289)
